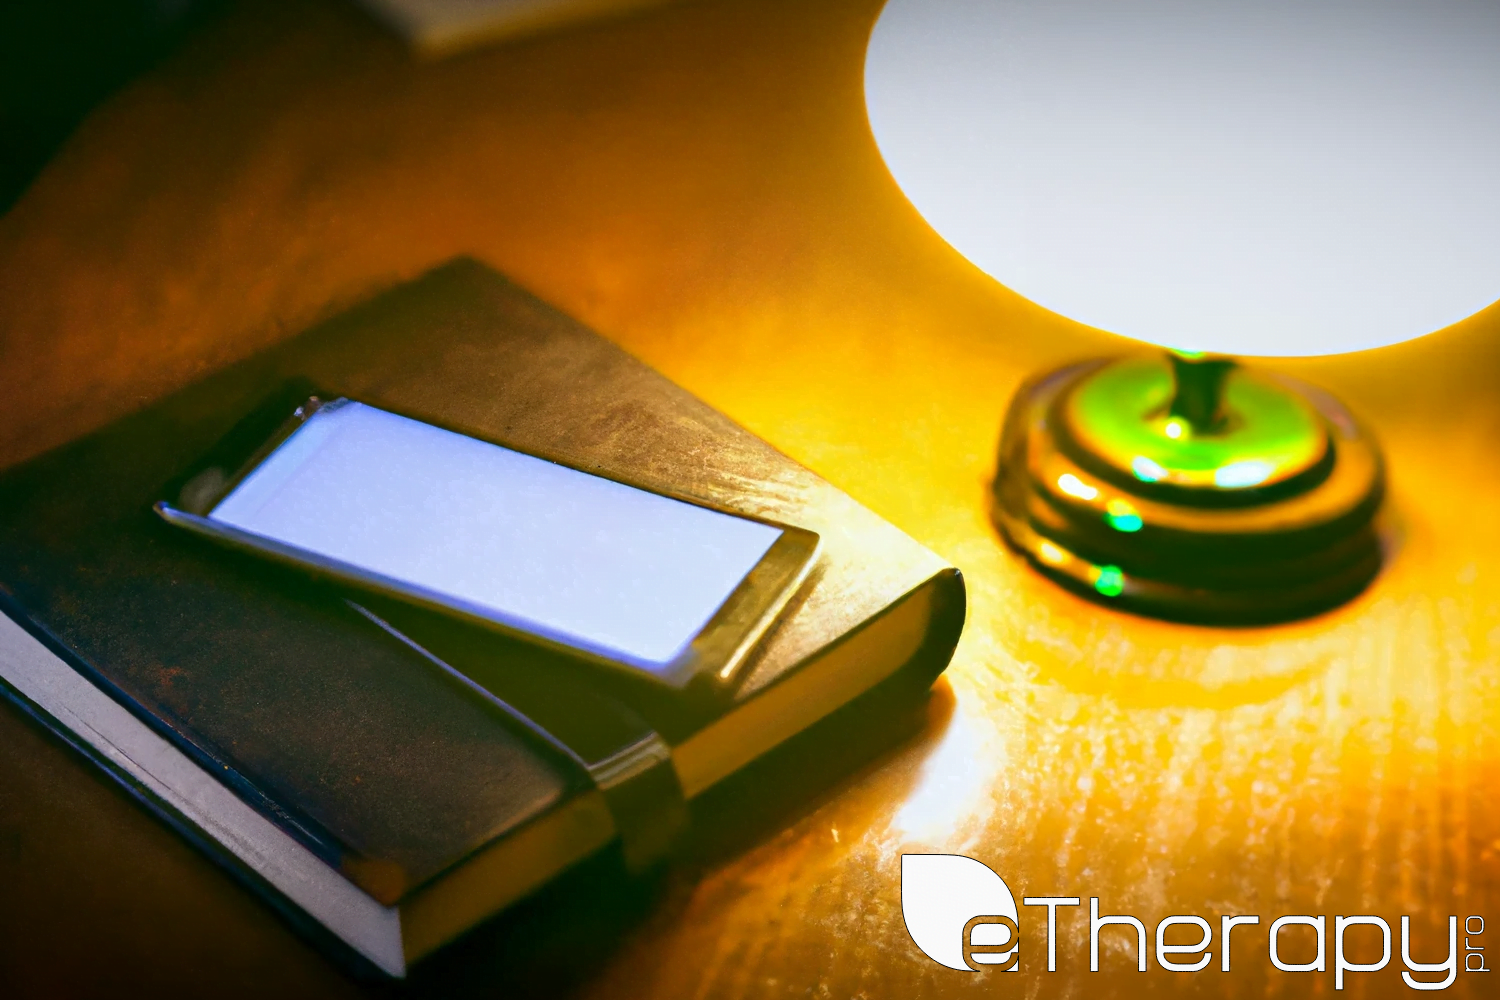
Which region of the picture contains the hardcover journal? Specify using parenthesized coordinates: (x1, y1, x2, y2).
(0, 260, 964, 976)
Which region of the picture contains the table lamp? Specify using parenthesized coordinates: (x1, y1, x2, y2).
(865, 0, 1500, 623)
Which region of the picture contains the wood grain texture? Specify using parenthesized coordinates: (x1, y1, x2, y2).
(2, 0, 1498, 995)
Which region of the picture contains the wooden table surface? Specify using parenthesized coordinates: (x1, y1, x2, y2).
(3, 0, 1499, 996)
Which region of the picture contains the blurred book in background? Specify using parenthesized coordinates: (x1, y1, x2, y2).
(357, 0, 683, 56)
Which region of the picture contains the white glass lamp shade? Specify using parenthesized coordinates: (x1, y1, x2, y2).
(864, 0, 1500, 357)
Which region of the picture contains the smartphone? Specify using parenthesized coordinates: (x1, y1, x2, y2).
(154, 393, 820, 692)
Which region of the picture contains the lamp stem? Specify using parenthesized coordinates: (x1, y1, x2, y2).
(1167, 352, 1235, 432)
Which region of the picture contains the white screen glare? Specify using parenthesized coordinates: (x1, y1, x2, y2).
(208, 401, 783, 668)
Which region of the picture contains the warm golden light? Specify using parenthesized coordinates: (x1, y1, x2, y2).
(4, 0, 1498, 990)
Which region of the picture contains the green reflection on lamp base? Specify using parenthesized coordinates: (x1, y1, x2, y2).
(992, 353, 1385, 625)
(1093, 565, 1126, 597)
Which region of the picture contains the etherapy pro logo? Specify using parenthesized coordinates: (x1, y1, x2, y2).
(901, 855, 1020, 971)
(901, 853, 1484, 989)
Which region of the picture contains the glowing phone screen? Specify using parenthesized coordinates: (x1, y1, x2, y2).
(207, 401, 782, 668)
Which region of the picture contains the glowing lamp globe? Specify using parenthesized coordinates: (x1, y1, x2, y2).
(865, 0, 1500, 622)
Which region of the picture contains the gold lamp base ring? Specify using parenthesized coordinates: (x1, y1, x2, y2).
(992, 355, 1385, 624)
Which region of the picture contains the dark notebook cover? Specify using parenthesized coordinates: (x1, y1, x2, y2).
(0, 259, 963, 973)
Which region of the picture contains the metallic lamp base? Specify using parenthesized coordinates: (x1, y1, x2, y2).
(992, 355, 1385, 624)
